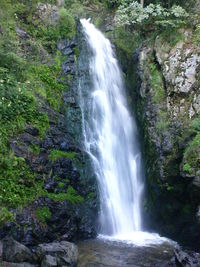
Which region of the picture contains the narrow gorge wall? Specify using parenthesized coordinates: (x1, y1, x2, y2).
(118, 28, 200, 249)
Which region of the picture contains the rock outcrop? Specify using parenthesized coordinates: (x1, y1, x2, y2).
(118, 28, 200, 249)
(133, 29, 200, 249)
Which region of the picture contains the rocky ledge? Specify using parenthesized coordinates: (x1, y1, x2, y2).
(0, 237, 78, 267)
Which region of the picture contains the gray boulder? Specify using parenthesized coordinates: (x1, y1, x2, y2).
(37, 241, 78, 267)
(41, 255, 57, 267)
(2, 237, 33, 263)
(0, 262, 37, 267)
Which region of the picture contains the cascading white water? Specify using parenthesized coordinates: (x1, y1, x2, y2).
(79, 19, 144, 236)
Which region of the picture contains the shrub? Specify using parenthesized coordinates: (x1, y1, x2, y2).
(35, 206, 51, 223)
(115, 1, 188, 31)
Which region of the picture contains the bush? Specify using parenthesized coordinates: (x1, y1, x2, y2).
(115, 1, 188, 31)
(35, 207, 51, 223)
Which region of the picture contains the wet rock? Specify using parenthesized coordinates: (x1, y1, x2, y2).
(0, 262, 37, 267)
(16, 27, 28, 38)
(25, 126, 39, 136)
(37, 241, 78, 266)
(57, 39, 69, 51)
(41, 255, 57, 267)
(63, 47, 73, 56)
(2, 237, 32, 263)
(0, 241, 2, 259)
(174, 248, 200, 267)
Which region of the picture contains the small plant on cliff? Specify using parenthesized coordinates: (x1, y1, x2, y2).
(0, 207, 15, 225)
(35, 206, 51, 223)
(49, 149, 76, 161)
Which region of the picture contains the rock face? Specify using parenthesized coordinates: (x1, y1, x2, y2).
(174, 248, 200, 267)
(119, 28, 200, 249)
(0, 22, 99, 246)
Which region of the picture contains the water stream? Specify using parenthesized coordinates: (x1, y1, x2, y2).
(78, 19, 176, 265)
(80, 18, 143, 236)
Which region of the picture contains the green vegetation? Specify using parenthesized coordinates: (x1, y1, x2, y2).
(49, 149, 76, 161)
(149, 62, 165, 104)
(183, 132, 200, 175)
(0, 207, 15, 226)
(0, 0, 80, 225)
(46, 185, 84, 203)
(58, 182, 65, 188)
(29, 144, 40, 155)
(35, 206, 51, 223)
(115, 1, 188, 31)
(32, 52, 67, 111)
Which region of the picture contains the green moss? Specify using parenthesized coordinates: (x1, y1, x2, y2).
(0, 207, 15, 226)
(156, 111, 170, 133)
(183, 132, 200, 175)
(46, 185, 84, 203)
(35, 206, 51, 223)
(31, 52, 67, 112)
(29, 144, 40, 155)
(0, 153, 46, 208)
(49, 150, 76, 161)
(149, 62, 165, 104)
(108, 27, 144, 56)
(183, 163, 193, 174)
(159, 29, 185, 47)
(58, 182, 65, 188)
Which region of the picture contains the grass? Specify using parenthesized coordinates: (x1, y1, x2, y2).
(35, 206, 51, 223)
(149, 62, 165, 104)
(183, 132, 200, 175)
(49, 150, 76, 161)
(45, 185, 84, 204)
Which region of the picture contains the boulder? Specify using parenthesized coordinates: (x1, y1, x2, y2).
(41, 255, 57, 267)
(0, 262, 37, 267)
(37, 241, 78, 266)
(2, 237, 33, 263)
(174, 248, 200, 267)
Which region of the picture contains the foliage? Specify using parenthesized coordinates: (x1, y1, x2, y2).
(58, 182, 65, 188)
(149, 62, 165, 104)
(183, 132, 200, 175)
(194, 24, 200, 44)
(49, 149, 76, 161)
(46, 185, 84, 203)
(183, 163, 193, 174)
(30, 6, 75, 52)
(32, 53, 67, 111)
(35, 206, 51, 222)
(0, 68, 49, 142)
(29, 144, 41, 155)
(0, 152, 45, 208)
(0, 207, 15, 226)
(108, 26, 144, 55)
(115, 1, 188, 31)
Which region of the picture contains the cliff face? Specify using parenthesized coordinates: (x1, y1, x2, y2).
(120, 28, 200, 248)
(0, 2, 99, 246)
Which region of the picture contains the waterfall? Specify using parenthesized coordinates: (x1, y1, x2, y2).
(79, 19, 144, 236)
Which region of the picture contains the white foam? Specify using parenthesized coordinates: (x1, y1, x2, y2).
(98, 231, 177, 247)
